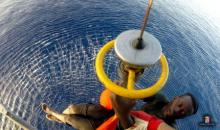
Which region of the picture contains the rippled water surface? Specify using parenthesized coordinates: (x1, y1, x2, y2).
(0, 0, 220, 129)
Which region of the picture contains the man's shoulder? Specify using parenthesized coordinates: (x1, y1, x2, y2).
(142, 92, 169, 103)
(141, 92, 169, 118)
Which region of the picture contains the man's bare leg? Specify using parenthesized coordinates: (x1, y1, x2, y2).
(62, 104, 114, 119)
(41, 103, 68, 123)
(62, 104, 83, 115)
(46, 114, 63, 123)
(41, 103, 96, 130)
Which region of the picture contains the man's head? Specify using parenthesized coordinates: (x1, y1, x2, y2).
(162, 93, 198, 119)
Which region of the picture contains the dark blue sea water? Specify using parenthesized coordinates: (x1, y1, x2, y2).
(0, 0, 220, 129)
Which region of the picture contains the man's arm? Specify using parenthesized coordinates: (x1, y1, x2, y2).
(110, 92, 135, 129)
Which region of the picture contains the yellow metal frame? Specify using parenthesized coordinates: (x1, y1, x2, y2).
(95, 40, 169, 99)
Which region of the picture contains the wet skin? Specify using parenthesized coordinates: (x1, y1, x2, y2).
(162, 95, 194, 119)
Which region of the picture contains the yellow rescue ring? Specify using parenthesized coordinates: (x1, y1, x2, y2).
(95, 40, 169, 99)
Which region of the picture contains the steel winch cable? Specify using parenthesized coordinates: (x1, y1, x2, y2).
(135, 0, 153, 49)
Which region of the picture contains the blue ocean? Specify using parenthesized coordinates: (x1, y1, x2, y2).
(0, 0, 220, 129)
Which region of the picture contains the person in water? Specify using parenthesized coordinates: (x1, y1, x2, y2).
(118, 62, 199, 127)
(41, 63, 198, 129)
(41, 91, 175, 130)
(141, 92, 198, 128)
